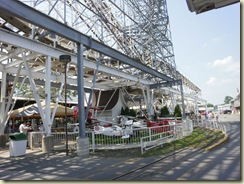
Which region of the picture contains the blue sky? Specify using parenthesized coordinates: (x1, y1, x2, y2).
(166, 1, 240, 105)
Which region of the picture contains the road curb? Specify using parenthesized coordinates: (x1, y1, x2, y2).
(204, 131, 229, 151)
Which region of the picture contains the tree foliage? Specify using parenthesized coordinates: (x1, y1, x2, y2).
(160, 105, 170, 117)
(121, 106, 136, 117)
(15, 82, 77, 102)
(174, 104, 182, 118)
(224, 96, 233, 104)
(207, 103, 214, 107)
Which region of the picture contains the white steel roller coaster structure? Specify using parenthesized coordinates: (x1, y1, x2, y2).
(0, 0, 237, 137)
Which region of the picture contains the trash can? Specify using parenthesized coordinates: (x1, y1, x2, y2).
(9, 133, 27, 157)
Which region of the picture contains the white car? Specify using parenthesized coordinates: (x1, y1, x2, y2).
(94, 120, 134, 138)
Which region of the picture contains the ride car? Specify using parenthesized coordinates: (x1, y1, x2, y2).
(223, 109, 232, 114)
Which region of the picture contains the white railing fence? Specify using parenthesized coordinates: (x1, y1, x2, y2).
(140, 120, 193, 154)
(193, 118, 227, 133)
(29, 118, 225, 154)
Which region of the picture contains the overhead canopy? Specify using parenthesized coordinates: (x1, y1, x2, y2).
(9, 101, 74, 119)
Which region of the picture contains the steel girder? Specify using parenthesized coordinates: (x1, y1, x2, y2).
(0, 0, 174, 83)
(0, 28, 150, 89)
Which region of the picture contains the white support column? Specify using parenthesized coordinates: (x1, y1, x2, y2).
(0, 71, 6, 135)
(3, 64, 22, 128)
(95, 90, 102, 117)
(151, 89, 155, 117)
(170, 91, 176, 113)
(142, 87, 148, 114)
(45, 56, 52, 136)
(0, 71, 6, 146)
(195, 98, 199, 114)
(146, 86, 154, 120)
(22, 52, 46, 129)
(51, 73, 65, 125)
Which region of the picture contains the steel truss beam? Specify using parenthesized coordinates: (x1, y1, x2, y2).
(0, 0, 174, 82)
(0, 28, 150, 88)
(149, 80, 182, 89)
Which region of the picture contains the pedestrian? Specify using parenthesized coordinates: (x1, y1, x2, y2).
(27, 121, 33, 133)
(19, 121, 32, 134)
(19, 121, 32, 148)
(211, 112, 215, 119)
(205, 113, 208, 120)
(216, 114, 219, 121)
(39, 122, 45, 132)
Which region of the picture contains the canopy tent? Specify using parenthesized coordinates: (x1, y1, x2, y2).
(8, 101, 74, 119)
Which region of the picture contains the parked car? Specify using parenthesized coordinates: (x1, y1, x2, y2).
(223, 109, 232, 114)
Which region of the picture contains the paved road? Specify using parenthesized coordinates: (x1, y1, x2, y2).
(144, 113, 241, 180)
(0, 114, 240, 181)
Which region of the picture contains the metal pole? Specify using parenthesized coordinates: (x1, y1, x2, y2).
(64, 63, 68, 156)
(180, 81, 186, 120)
(59, 54, 71, 156)
(77, 44, 86, 138)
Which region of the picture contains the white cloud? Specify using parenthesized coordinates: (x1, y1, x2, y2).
(206, 76, 233, 86)
(207, 77, 218, 85)
(209, 56, 240, 72)
(212, 56, 232, 67)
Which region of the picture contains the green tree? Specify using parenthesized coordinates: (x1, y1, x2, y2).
(124, 107, 130, 115)
(121, 107, 136, 117)
(224, 96, 233, 104)
(129, 109, 136, 117)
(160, 105, 170, 117)
(207, 103, 214, 107)
(174, 104, 182, 118)
(16, 82, 76, 102)
(121, 107, 125, 115)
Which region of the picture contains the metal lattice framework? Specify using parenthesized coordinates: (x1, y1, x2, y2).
(0, 0, 206, 121)
(0, 0, 208, 138)
(13, 0, 200, 93)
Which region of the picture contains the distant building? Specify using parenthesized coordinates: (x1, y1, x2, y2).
(217, 104, 232, 112)
(198, 105, 214, 113)
(231, 93, 240, 113)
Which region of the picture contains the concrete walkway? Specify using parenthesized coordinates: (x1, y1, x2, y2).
(0, 147, 162, 180)
(0, 113, 240, 181)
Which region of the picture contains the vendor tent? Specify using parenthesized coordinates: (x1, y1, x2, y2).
(9, 101, 74, 119)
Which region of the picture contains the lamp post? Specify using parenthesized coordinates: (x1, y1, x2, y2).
(59, 54, 71, 156)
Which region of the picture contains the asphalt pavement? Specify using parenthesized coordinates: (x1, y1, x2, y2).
(0, 113, 240, 181)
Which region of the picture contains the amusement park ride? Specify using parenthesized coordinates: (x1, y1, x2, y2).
(0, 0, 239, 139)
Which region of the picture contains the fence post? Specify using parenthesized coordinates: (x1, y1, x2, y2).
(140, 138, 144, 155)
(92, 131, 95, 153)
(149, 128, 152, 142)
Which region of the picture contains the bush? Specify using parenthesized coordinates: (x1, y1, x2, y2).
(121, 106, 136, 117)
(129, 108, 136, 117)
(174, 104, 182, 118)
(160, 105, 170, 117)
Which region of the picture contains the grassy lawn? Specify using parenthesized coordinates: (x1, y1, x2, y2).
(92, 127, 225, 158)
(142, 127, 224, 157)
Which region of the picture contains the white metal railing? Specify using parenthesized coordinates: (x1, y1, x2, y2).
(193, 118, 227, 133)
(30, 126, 181, 152)
(140, 120, 193, 154)
(140, 129, 176, 155)
(29, 118, 225, 154)
(88, 127, 158, 152)
(29, 131, 80, 151)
